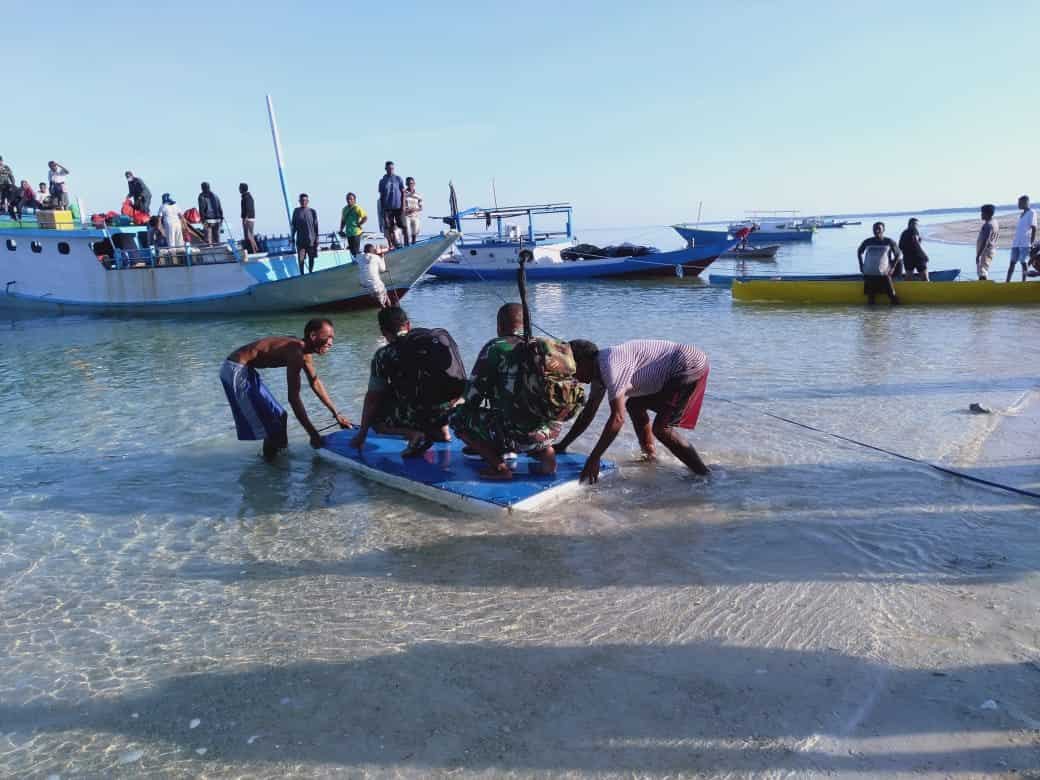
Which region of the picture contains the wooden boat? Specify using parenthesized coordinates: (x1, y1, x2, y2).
(722, 244, 780, 259)
(709, 268, 961, 288)
(432, 204, 735, 280)
(732, 279, 1040, 305)
(0, 217, 459, 315)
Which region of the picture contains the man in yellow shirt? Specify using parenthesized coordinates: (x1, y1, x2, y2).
(338, 192, 368, 257)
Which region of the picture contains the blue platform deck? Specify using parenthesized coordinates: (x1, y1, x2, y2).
(318, 430, 614, 514)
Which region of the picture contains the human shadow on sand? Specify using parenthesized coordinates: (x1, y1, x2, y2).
(3, 642, 1037, 774)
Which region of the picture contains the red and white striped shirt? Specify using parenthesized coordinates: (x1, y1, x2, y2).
(598, 340, 708, 400)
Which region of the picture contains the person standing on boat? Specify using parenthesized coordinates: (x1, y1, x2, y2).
(158, 193, 184, 249)
(403, 177, 423, 246)
(197, 182, 224, 245)
(976, 204, 999, 281)
(220, 318, 352, 460)
(857, 222, 902, 304)
(47, 161, 70, 210)
(239, 183, 259, 253)
(1007, 195, 1037, 283)
(125, 171, 151, 215)
(898, 218, 928, 280)
(338, 192, 367, 256)
(291, 193, 320, 274)
(378, 161, 406, 249)
(558, 339, 711, 483)
(0, 156, 15, 213)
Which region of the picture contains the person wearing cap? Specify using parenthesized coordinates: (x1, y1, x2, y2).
(377, 161, 406, 249)
(159, 193, 184, 249)
(0, 156, 15, 213)
(125, 171, 151, 215)
(898, 217, 928, 280)
(239, 183, 259, 253)
(47, 161, 70, 209)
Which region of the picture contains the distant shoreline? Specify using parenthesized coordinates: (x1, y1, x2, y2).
(925, 214, 1021, 248)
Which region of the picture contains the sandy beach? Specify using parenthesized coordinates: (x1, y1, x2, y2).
(926, 214, 1023, 248)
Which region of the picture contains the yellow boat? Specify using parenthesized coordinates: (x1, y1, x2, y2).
(731, 280, 1040, 305)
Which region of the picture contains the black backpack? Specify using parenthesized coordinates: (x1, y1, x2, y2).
(390, 327, 466, 406)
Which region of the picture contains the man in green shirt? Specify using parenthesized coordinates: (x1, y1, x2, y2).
(338, 192, 368, 256)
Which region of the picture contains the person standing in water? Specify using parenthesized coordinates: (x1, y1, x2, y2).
(976, 204, 999, 281)
(1007, 195, 1037, 282)
(856, 222, 902, 305)
(220, 318, 352, 460)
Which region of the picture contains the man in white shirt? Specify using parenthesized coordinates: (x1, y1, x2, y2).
(557, 339, 711, 482)
(358, 242, 390, 307)
(1007, 195, 1037, 282)
(47, 161, 70, 209)
(403, 177, 423, 246)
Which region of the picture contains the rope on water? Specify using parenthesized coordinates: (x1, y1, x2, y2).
(710, 394, 1040, 503)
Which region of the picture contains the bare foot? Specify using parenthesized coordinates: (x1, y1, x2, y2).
(479, 463, 513, 481)
(634, 450, 657, 463)
(401, 434, 433, 458)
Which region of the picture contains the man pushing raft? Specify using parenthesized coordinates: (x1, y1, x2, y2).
(220, 318, 352, 459)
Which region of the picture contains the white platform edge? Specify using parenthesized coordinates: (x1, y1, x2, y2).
(315, 446, 593, 515)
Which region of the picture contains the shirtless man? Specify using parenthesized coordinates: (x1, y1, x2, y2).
(220, 318, 352, 459)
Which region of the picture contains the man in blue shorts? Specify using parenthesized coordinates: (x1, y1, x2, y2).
(220, 318, 352, 459)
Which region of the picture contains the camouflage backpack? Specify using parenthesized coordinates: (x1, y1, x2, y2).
(511, 338, 585, 422)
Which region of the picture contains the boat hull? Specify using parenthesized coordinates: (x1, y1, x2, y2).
(709, 269, 961, 288)
(723, 244, 780, 259)
(0, 231, 458, 315)
(427, 242, 733, 281)
(732, 279, 1040, 305)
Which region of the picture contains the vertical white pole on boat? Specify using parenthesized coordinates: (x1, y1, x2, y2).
(696, 200, 703, 226)
(266, 94, 293, 233)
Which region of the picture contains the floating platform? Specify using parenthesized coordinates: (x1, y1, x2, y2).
(317, 430, 614, 514)
(731, 279, 1040, 305)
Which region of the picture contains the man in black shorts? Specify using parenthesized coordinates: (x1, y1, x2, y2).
(898, 217, 929, 280)
(857, 222, 902, 305)
(291, 193, 320, 274)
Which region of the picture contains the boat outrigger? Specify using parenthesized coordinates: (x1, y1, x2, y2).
(429, 202, 735, 280)
(731, 279, 1040, 305)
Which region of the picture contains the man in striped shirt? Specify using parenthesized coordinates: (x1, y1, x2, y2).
(557, 339, 710, 483)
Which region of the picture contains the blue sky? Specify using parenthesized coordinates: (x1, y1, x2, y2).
(6, 1, 1037, 231)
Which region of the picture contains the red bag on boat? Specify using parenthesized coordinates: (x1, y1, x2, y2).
(132, 212, 150, 225)
(677, 363, 709, 430)
(120, 198, 135, 217)
(183, 207, 201, 224)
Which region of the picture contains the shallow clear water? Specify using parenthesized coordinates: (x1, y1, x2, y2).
(1, 215, 1038, 777)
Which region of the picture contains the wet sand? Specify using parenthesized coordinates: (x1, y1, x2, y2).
(926, 214, 1022, 248)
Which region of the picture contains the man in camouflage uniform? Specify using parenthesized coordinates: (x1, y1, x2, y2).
(451, 303, 563, 479)
(351, 306, 458, 456)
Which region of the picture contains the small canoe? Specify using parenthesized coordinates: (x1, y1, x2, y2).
(709, 268, 961, 288)
(723, 244, 781, 259)
(732, 279, 1040, 305)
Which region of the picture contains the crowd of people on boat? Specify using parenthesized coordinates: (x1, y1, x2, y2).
(854, 196, 1039, 304)
(0, 156, 71, 218)
(0, 154, 425, 273)
(220, 309, 710, 483)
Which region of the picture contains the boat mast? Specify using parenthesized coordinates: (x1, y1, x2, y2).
(266, 94, 293, 232)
